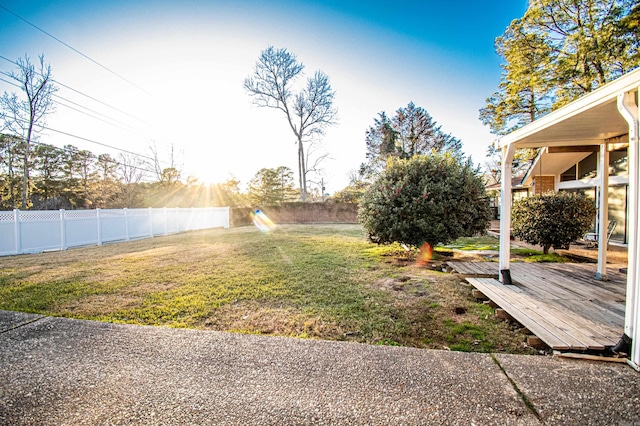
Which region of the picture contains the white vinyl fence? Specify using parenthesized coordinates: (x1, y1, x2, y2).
(0, 207, 230, 256)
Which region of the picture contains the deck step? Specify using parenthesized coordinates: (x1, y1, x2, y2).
(466, 277, 618, 351)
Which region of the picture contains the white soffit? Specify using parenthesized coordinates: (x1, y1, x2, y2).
(499, 68, 640, 149)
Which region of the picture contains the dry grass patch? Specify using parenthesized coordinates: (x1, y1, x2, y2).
(201, 300, 346, 339)
(57, 294, 142, 317)
(0, 224, 535, 354)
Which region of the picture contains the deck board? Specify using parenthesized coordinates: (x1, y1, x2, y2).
(449, 262, 626, 352)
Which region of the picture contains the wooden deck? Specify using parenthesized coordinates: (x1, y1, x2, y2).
(447, 262, 627, 352)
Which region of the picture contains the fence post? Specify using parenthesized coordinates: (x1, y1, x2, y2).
(60, 209, 66, 250)
(13, 209, 21, 255)
(124, 208, 130, 241)
(96, 208, 102, 246)
(148, 207, 154, 238)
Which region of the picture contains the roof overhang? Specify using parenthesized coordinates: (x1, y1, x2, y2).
(497, 67, 640, 150)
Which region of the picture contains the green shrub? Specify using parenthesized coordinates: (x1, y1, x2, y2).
(511, 191, 596, 254)
(358, 154, 490, 248)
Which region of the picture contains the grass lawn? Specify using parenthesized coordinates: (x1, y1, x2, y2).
(0, 224, 535, 354)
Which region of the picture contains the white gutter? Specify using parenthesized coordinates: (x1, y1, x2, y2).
(617, 88, 639, 368)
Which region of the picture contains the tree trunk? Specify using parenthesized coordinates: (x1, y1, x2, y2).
(22, 143, 29, 209)
(297, 136, 307, 201)
(543, 244, 551, 255)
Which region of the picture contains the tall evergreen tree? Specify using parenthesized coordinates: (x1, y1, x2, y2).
(248, 166, 298, 206)
(0, 134, 25, 209)
(362, 102, 462, 178)
(32, 143, 63, 209)
(481, 0, 639, 135)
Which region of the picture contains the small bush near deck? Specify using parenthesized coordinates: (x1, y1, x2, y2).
(512, 192, 596, 254)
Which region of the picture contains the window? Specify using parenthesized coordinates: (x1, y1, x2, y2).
(560, 164, 577, 182)
(578, 152, 597, 179)
(609, 148, 628, 176)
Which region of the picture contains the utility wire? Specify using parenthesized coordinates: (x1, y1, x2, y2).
(52, 93, 153, 137)
(2, 72, 154, 156)
(52, 78, 152, 125)
(0, 55, 152, 126)
(0, 4, 153, 96)
(2, 59, 166, 165)
(0, 55, 173, 170)
(53, 97, 147, 135)
(0, 75, 21, 89)
(41, 125, 156, 161)
(6, 115, 156, 161)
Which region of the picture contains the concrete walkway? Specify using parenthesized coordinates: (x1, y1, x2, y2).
(1, 311, 639, 425)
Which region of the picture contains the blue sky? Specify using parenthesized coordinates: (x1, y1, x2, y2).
(0, 0, 528, 193)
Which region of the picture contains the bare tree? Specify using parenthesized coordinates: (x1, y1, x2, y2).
(0, 54, 57, 208)
(244, 46, 337, 201)
(118, 153, 147, 185)
(116, 153, 147, 207)
(149, 142, 182, 187)
(305, 138, 331, 201)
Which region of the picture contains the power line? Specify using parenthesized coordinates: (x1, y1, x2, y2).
(2, 59, 168, 164)
(0, 75, 21, 89)
(53, 94, 150, 136)
(52, 78, 152, 125)
(6, 115, 156, 161)
(1, 137, 157, 178)
(0, 55, 152, 126)
(4, 69, 136, 135)
(41, 125, 156, 161)
(1, 56, 175, 170)
(0, 4, 153, 97)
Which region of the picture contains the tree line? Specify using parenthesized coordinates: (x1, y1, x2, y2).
(0, 134, 231, 210)
(0, 133, 332, 210)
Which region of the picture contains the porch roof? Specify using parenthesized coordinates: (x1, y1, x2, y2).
(497, 67, 640, 150)
(497, 67, 640, 368)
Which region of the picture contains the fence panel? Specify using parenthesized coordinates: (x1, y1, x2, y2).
(166, 208, 180, 234)
(64, 210, 99, 249)
(151, 208, 166, 236)
(0, 211, 16, 256)
(99, 209, 128, 243)
(127, 209, 152, 239)
(0, 207, 229, 256)
(18, 211, 62, 254)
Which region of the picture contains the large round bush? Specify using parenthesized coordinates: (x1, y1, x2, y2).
(358, 154, 490, 248)
(512, 191, 596, 253)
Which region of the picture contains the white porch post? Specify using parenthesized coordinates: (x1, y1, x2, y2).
(596, 144, 609, 280)
(618, 89, 639, 367)
(499, 143, 516, 284)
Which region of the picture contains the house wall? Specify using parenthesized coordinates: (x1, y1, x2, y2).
(230, 203, 359, 227)
(532, 175, 555, 194)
